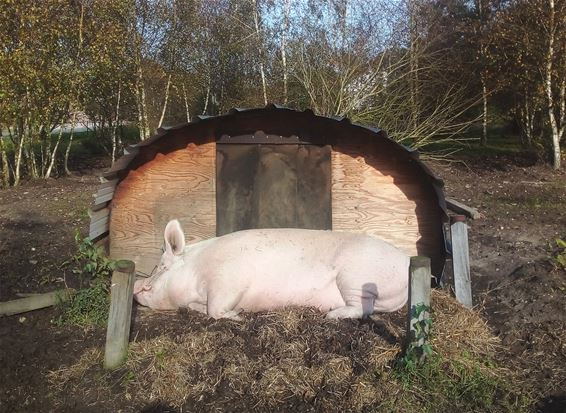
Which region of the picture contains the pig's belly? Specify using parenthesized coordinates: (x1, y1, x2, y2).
(235, 266, 346, 312)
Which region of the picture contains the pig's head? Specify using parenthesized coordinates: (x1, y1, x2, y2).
(133, 219, 186, 308)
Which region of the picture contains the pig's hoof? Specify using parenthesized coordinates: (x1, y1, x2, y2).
(326, 306, 365, 319)
(222, 309, 244, 321)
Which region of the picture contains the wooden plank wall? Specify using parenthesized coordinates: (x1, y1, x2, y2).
(109, 142, 216, 276)
(331, 141, 443, 270)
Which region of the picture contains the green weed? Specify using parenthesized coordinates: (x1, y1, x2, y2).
(55, 232, 115, 327)
(399, 303, 433, 369)
(555, 238, 566, 269)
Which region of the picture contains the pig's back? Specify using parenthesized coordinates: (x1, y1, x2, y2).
(193, 229, 400, 311)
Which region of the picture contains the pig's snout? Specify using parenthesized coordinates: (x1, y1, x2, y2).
(133, 279, 150, 306)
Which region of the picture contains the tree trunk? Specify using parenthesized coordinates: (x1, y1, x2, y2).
(408, 0, 419, 133)
(64, 113, 77, 175)
(481, 75, 488, 145)
(44, 123, 65, 178)
(135, 68, 145, 141)
(0, 133, 10, 187)
(519, 95, 535, 148)
(545, 0, 563, 170)
(135, 61, 150, 140)
(111, 82, 122, 164)
(158, 74, 172, 128)
(202, 81, 210, 115)
(24, 129, 38, 179)
(13, 123, 25, 187)
(281, 0, 291, 105)
(140, 73, 150, 138)
(253, 0, 268, 106)
(182, 82, 191, 122)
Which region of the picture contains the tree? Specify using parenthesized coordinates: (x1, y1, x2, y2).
(493, 0, 566, 168)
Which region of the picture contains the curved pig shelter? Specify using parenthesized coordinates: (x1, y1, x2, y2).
(89, 105, 448, 280)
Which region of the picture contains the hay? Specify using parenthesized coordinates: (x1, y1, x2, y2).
(49, 291, 529, 412)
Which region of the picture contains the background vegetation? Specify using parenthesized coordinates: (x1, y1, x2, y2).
(1, 0, 565, 187)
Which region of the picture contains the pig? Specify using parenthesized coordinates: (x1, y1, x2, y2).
(133, 219, 409, 320)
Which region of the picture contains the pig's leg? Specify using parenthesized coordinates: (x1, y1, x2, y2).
(207, 290, 244, 321)
(326, 278, 377, 319)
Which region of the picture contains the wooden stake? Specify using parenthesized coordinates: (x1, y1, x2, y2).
(104, 260, 136, 370)
(446, 197, 481, 220)
(451, 215, 473, 308)
(0, 289, 75, 317)
(406, 256, 432, 359)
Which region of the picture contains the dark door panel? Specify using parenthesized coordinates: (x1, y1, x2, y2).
(216, 143, 331, 236)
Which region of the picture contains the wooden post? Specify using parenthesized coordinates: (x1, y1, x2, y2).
(0, 289, 75, 317)
(451, 215, 473, 308)
(406, 256, 432, 361)
(104, 260, 136, 370)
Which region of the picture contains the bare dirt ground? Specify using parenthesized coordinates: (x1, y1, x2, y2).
(0, 153, 565, 412)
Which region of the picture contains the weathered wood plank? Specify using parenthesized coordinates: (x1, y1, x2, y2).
(90, 214, 109, 232)
(451, 215, 472, 308)
(446, 198, 480, 220)
(94, 191, 114, 205)
(90, 218, 109, 239)
(104, 260, 136, 370)
(91, 200, 109, 212)
(99, 178, 119, 190)
(96, 186, 115, 197)
(88, 207, 110, 223)
(0, 289, 75, 317)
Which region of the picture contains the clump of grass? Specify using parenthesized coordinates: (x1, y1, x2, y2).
(55, 231, 115, 327)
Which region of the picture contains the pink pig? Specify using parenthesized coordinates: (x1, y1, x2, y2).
(133, 220, 409, 320)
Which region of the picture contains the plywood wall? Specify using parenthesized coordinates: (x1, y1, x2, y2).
(331, 142, 443, 268)
(109, 142, 216, 275)
(108, 138, 443, 276)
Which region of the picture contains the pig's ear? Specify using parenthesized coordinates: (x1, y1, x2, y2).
(164, 219, 186, 256)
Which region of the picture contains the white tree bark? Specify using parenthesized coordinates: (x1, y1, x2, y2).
(253, 0, 268, 105)
(481, 76, 488, 145)
(545, 0, 564, 169)
(135, 64, 146, 141)
(202, 81, 210, 115)
(111, 82, 122, 164)
(64, 112, 77, 175)
(44, 122, 64, 178)
(158, 74, 172, 128)
(182, 82, 191, 122)
(408, 0, 420, 132)
(0, 128, 10, 187)
(280, 0, 291, 105)
(13, 123, 25, 187)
